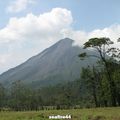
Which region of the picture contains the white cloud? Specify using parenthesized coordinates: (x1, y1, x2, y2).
(62, 25, 120, 47)
(0, 7, 120, 74)
(7, 0, 35, 13)
(0, 8, 73, 73)
(3, 8, 72, 43)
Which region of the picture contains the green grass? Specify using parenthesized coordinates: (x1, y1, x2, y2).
(0, 107, 120, 120)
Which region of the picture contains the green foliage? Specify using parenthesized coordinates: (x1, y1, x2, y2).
(79, 37, 120, 107)
(84, 37, 113, 48)
(78, 52, 87, 60)
(0, 84, 5, 108)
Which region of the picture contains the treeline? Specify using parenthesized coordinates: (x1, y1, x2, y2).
(0, 37, 120, 111)
(0, 79, 87, 111)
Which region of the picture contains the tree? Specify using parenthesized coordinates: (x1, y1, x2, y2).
(79, 37, 120, 106)
(80, 66, 104, 107)
(0, 83, 5, 109)
(10, 81, 35, 111)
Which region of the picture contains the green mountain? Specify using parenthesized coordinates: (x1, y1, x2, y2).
(0, 38, 97, 88)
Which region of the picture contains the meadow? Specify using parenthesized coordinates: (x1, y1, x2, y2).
(0, 107, 120, 120)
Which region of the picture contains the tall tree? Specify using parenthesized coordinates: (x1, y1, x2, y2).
(79, 37, 120, 106)
(0, 83, 5, 109)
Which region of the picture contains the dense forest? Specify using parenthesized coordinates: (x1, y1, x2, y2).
(0, 37, 120, 111)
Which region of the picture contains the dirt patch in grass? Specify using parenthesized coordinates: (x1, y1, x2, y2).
(93, 115, 106, 120)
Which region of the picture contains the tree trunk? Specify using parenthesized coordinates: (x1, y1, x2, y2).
(104, 62, 117, 106)
(116, 93, 120, 106)
(99, 50, 117, 106)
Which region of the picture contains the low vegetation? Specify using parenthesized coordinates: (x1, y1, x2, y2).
(0, 107, 120, 120)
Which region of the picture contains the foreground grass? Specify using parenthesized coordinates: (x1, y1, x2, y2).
(0, 107, 120, 120)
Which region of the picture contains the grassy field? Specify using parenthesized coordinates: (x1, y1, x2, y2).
(0, 107, 120, 120)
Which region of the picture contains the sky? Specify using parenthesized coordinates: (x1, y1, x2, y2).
(0, 0, 120, 74)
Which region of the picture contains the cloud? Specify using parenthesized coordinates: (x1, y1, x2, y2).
(0, 8, 73, 73)
(7, 0, 35, 13)
(0, 7, 120, 74)
(62, 25, 120, 47)
(2, 8, 72, 43)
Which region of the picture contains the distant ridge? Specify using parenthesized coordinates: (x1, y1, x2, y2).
(0, 38, 97, 88)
